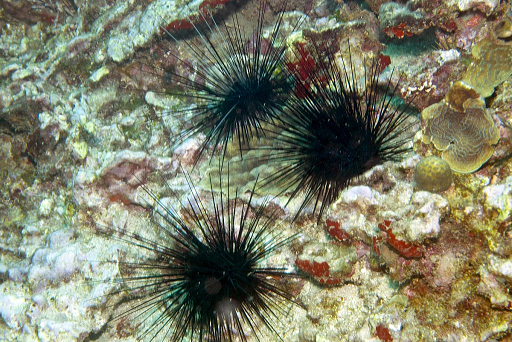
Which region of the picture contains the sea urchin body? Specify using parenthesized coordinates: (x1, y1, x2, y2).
(164, 2, 296, 165)
(265, 43, 414, 221)
(100, 173, 297, 341)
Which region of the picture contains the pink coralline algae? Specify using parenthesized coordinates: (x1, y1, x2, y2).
(326, 219, 352, 244)
(295, 239, 358, 286)
(295, 259, 343, 286)
(376, 324, 393, 342)
(295, 221, 358, 286)
(376, 220, 424, 259)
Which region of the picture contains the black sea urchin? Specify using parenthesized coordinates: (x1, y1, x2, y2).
(265, 43, 415, 221)
(163, 2, 297, 165)
(101, 172, 298, 341)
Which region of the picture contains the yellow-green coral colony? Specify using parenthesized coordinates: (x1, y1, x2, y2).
(414, 156, 453, 192)
(421, 96, 500, 173)
(462, 39, 512, 98)
(421, 38, 505, 174)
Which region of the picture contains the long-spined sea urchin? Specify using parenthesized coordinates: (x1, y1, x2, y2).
(162, 2, 298, 166)
(264, 42, 416, 221)
(99, 171, 299, 341)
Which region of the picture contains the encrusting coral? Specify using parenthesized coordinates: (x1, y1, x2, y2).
(421, 36, 509, 173)
(422, 96, 500, 173)
(462, 39, 512, 98)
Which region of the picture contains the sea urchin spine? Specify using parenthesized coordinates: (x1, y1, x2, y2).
(99, 171, 298, 341)
(264, 42, 415, 221)
(162, 2, 297, 165)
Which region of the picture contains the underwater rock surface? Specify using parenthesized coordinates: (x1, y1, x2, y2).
(0, 0, 511, 341)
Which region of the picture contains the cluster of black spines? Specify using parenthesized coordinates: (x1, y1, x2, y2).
(102, 174, 297, 342)
(162, 2, 297, 165)
(102, 1, 416, 341)
(99, 4, 303, 342)
(263, 43, 414, 220)
(162, 4, 413, 220)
